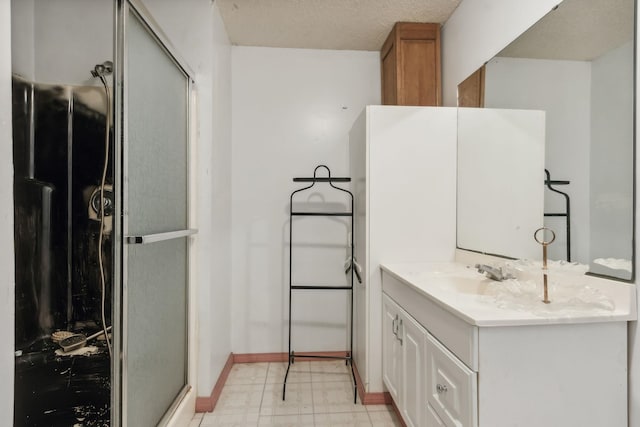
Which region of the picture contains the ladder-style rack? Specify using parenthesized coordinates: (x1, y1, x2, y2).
(544, 169, 571, 262)
(283, 165, 357, 403)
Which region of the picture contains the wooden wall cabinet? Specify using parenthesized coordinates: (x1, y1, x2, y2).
(381, 22, 441, 106)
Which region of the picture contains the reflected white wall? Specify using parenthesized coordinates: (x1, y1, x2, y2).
(590, 41, 634, 276)
(441, 0, 558, 106)
(484, 57, 592, 263)
(10, 0, 35, 80)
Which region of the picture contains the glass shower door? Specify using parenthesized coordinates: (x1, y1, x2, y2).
(116, 2, 195, 426)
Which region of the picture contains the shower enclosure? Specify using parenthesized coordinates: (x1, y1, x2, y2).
(12, 1, 195, 426)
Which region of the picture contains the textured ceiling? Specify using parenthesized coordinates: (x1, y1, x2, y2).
(216, 0, 462, 51)
(498, 0, 634, 61)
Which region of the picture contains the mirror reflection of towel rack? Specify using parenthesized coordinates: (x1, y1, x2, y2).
(544, 169, 571, 262)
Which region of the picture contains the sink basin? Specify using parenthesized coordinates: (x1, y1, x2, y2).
(380, 261, 635, 326)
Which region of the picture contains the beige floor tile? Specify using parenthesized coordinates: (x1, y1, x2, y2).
(189, 413, 203, 427)
(200, 412, 260, 427)
(309, 360, 353, 382)
(366, 404, 395, 412)
(261, 382, 313, 416)
(312, 380, 364, 414)
(257, 414, 314, 426)
(226, 363, 269, 385)
(368, 408, 403, 426)
(314, 411, 373, 426)
(214, 383, 264, 415)
(266, 361, 312, 384)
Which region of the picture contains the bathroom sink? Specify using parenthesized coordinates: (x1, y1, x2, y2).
(380, 262, 636, 326)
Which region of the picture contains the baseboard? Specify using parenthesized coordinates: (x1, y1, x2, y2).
(390, 397, 407, 427)
(196, 351, 390, 412)
(195, 353, 234, 412)
(232, 352, 288, 363)
(352, 362, 391, 405)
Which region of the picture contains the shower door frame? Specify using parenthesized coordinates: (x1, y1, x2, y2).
(113, 1, 198, 426)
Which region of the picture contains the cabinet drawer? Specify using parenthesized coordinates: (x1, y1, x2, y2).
(426, 403, 447, 427)
(426, 334, 477, 427)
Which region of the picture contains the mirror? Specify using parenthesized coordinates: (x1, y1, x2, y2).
(456, 0, 635, 281)
(457, 108, 546, 261)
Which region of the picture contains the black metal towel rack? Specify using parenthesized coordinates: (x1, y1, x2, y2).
(283, 165, 357, 403)
(544, 169, 571, 261)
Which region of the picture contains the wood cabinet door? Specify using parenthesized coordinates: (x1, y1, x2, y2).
(399, 39, 438, 106)
(458, 66, 485, 108)
(381, 22, 441, 106)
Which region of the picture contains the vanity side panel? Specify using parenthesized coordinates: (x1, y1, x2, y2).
(478, 322, 627, 427)
(349, 107, 370, 391)
(366, 106, 458, 391)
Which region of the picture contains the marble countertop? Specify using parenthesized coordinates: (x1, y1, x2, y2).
(381, 262, 637, 327)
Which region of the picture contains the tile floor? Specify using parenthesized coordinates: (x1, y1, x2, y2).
(189, 361, 402, 427)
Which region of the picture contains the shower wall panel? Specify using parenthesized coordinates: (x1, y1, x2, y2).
(13, 77, 112, 350)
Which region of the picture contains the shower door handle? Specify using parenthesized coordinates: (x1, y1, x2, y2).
(126, 229, 197, 244)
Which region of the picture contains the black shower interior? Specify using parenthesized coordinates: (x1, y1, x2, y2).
(13, 76, 112, 427)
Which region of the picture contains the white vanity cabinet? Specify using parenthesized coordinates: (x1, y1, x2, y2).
(383, 294, 429, 427)
(383, 293, 476, 427)
(381, 263, 634, 427)
(382, 295, 403, 403)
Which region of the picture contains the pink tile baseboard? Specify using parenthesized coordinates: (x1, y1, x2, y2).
(232, 352, 287, 363)
(195, 351, 390, 412)
(195, 353, 234, 412)
(352, 361, 391, 405)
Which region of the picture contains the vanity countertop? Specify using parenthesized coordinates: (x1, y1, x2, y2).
(380, 262, 637, 327)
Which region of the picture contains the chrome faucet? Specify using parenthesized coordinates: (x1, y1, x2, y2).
(475, 264, 514, 281)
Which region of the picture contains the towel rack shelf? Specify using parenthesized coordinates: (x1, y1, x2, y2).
(283, 165, 357, 404)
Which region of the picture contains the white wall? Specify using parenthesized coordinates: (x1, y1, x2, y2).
(484, 57, 592, 263)
(628, 6, 640, 416)
(231, 47, 380, 354)
(590, 41, 634, 276)
(10, 0, 34, 80)
(1, 1, 16, 424)
(33, 0, 112, 86)
(441, 0, 559, 106)
(141, 0, 233, 398)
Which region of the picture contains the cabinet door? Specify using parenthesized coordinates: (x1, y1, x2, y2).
(398, 39, 438, 106)
(426, 404, 447, 427)
(380, 22, 441, 106)
(426, 334, 478, 427)
(382, 295, 402, 402)
(401, 313, 427, 427)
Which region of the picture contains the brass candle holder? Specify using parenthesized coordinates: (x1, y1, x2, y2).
(534, 227, 556, 304)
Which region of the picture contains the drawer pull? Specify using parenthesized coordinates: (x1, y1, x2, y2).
(436, 384, 448, 394)
(392, 316, 398, 336)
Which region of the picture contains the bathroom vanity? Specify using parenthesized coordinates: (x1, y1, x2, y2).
(381, 260, 636, 427)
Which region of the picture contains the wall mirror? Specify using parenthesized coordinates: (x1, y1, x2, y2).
(456, 0, 635, 281)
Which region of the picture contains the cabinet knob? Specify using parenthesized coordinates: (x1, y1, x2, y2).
(436, 384, 448, 394)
